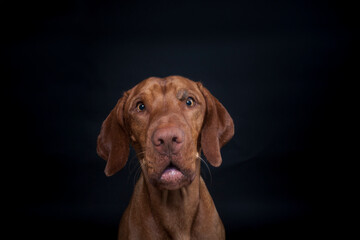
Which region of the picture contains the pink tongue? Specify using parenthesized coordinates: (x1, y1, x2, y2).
(160, 168, 183, 182)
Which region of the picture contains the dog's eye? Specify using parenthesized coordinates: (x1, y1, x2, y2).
(136, 102, 146, 111)
(185, 97, 195, 107)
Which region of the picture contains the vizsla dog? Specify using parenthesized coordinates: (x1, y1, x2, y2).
(97, 76, 234, 240)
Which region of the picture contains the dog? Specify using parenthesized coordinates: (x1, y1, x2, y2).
(97, 76, 234, 239)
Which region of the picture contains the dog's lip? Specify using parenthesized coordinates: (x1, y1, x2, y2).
(161, 162, 180, 173)
(160, 164, 184, 183)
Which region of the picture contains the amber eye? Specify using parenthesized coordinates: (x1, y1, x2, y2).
(185, 97, 195, 107)
(136, 102, 145, 111)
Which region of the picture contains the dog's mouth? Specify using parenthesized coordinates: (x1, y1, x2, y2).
(160, 163, 183, 181)
(158, 163, 190, 190)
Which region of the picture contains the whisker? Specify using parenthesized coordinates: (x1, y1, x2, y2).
(133, 158, 148, 186)
(127, 154, 140, 175)
(126, 150, 147, 185)
(198, 155, 212, 185)
(136, 151, 146, 160)
(133, 165, 142, 186)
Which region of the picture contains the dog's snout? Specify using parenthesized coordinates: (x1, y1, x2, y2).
(152, 127, 184, 154)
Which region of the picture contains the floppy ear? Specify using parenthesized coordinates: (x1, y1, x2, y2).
(197, 83, 234, 167)
(97, 94, 130, 176)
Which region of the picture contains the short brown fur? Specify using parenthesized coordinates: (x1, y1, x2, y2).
(97, 76, 234, 239)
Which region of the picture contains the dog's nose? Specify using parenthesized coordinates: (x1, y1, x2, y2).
(152, 127, 184, 155)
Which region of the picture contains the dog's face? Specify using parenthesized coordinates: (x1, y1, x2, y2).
(97, 76, 234, 190)
(125, 76, 206, 190)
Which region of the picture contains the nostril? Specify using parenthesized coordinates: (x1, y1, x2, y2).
(172, 137, 178, 143)
(154, 138, 164, 146)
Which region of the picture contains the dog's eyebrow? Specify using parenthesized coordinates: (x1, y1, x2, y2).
(176, 89, 189, 101)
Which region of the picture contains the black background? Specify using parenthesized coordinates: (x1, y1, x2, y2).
(4, 0, 354, 239)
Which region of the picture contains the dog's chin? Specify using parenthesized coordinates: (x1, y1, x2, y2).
(152, 165, 195, 190)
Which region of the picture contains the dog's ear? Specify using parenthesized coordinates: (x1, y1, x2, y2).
(97, 93, 130, 176)
(197, 83, 234, 167)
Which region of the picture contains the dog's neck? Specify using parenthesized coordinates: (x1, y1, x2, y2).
(139, 162, 201, 239)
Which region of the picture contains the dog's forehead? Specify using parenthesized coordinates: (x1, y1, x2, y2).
(131, 76, 200, 98)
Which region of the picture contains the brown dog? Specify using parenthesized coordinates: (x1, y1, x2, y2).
(97, 76, 234, 239)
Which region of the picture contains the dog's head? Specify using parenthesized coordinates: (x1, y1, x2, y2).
(97, 76, 234, 190)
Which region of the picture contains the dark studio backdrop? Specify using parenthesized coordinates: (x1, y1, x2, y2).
(4, 0, 354, 239)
